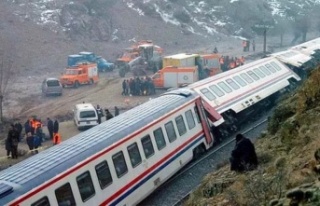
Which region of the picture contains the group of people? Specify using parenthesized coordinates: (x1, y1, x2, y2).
(5, 117, 61, 159)
(96, 105, 120, 124)
(219, 55, 245, 72)
(122, 76, 156, 96)
(242, 39, 255, 52)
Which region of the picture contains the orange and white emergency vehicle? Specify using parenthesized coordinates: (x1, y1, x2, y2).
(153, 53, 222, 89)
(60, 63, 99, 88)
(152, 66, 199, 89)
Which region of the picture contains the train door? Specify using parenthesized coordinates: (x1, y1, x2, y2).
(195, 98, 214, 145)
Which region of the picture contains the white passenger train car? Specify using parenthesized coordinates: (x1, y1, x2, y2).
(0, 89, 216, 206)
(188, 57, 301, 133)
(291, 37, 320, 55)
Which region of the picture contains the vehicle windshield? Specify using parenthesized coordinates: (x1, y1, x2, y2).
(65, 70, 79, 75)
(80, 111, 96, 118)
(46, 80, 60, 87)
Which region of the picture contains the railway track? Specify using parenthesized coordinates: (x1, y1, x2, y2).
(139, 115, 270, 206)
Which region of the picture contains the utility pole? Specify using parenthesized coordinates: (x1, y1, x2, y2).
(252, 21, 274, 54)
(263, 28, 267, 54)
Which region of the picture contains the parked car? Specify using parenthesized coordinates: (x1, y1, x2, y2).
(41, 78, 63, 96)
(73, 103, 99, 130)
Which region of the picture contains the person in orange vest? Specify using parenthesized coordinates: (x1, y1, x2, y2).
(29, 117, 35, 135)
(242, 40, 247, 52)
(53, 132, 61, 145)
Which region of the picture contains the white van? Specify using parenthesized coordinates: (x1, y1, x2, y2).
(73, 103, 99, 130)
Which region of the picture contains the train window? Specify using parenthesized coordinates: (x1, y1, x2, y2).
(247, 71, 260, 81)
(270, 62, 282, 71)
(185, 110, 196, 129)
(175, 115, 187, 136)
(55, 183, 76, 206)
(200, 88, 216, 100)
(265, 64, 276, 73)
(253, 68, 266, 78)
(77, 171, 96, 202)
(194, 107, 200, 123)
(141, 135, 155, 158)
(153, 128, 166, 150)
(226, 78, 240, 90)
(165, 121, 177, 142)
(31, 196, 50, 206)
(127, 143, 142, 167)
(233, 76, 247, 87)
(209, 85, 224, 97)
(240, 73, 253, 83)
(217, 82, 232, 93)
(259, 66, 271, 75)
(112, 151, 128, 178)
(95, 161, 113, 189)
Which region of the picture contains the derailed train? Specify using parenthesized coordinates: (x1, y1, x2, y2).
(0, 38, 319, 206)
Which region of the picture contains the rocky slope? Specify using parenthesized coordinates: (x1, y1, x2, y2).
(2, 0, 320, 74)
(185, 67, 320, 206)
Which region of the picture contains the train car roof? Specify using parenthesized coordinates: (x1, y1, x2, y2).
(291, 37, 320, 55)
(0, 90, 198, 202)
(188, 57, 300, 116)
(269, 49, 312, 68)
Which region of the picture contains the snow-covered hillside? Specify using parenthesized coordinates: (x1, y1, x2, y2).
(6, 0, 320, 41)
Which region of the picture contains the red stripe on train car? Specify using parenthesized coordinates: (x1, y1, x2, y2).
(9, 99, 198, 205)
(100, 130, 204, 205)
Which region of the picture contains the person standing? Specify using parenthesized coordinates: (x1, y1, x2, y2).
(47, 117, 54, 140)
(53, 132, 61, 145)
(122, 79, 127, 96)
(14, 122, 23, 141)
(8, 124, 20, 159)
(252, 39, 256, 52)
(53, 119, 59, 134)
(96, 105, 103, 124)
(242, 40, 247, 52)
(114, 106, 120, 116)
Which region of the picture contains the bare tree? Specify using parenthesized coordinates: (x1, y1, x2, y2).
(0, 37, 16, 123)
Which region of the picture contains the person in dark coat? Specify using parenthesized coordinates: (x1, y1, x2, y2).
(114, 106, 120, 116)
(24, 120, 31, 135)
(14, 122, 23, 141)
(96, 105, 103, 124)
(47, 117, 54, 140)
(230, 133, 258, 172)
(105, 109, 114, 121)
(122, 80, 127, 96)
(53, 119, 59, 134)
(7, 124, 20, 159)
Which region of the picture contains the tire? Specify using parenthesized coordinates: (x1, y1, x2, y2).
(74, 81, 80, 88)
(89, 79, 94, 85)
